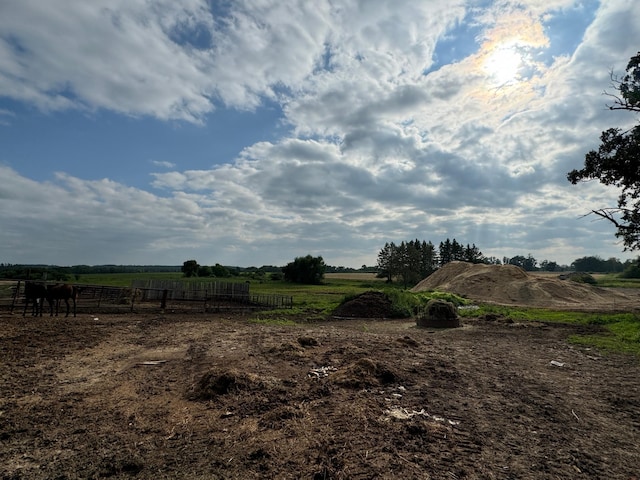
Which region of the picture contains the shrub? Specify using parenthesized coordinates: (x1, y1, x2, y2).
(385, 290, 420, 318)
(282, 255, 326, 284)
(567, 272, 597, 284)
(416, 299, 460, 328)
(621, 263, 640, 279)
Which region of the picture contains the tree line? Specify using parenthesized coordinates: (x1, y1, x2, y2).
(376, 238, 484, 287)
(0, 264, 183, 281)
(374, 239, 640, 286)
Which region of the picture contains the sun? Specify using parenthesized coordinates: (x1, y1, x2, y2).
(484, 45, 522, 85)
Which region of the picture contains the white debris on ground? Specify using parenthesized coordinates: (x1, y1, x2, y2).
(308, 366, 337, 378)
(382, 406, 461, 425)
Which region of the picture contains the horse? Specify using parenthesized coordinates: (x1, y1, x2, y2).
(23, 281, 48, 317)
(47, 284, 80, 317)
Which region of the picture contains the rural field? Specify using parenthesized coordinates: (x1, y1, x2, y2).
(1, 269, 640, 479)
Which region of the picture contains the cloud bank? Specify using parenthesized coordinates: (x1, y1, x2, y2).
(1, 0, 639, 267)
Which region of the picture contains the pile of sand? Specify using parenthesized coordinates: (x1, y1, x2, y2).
(411, 261, 636, 310)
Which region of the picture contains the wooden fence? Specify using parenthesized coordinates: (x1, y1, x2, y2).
(130, 279, 293, 311)
(131, 280, 250, 301)
(1, 279, 293, 314)
(5, 281, 137, 314)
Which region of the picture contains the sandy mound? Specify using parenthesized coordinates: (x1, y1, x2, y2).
(411, 261, 636, 310)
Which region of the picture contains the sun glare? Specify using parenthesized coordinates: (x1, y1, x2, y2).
(484, 46, 522, 85)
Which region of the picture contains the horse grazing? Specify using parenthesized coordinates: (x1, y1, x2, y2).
(23, 281, 48, 317)
(47, 284, 80, 317)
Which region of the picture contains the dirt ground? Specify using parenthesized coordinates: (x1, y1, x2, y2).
(1, 307, 639, 480)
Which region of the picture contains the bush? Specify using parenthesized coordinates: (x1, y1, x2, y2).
(621, 263, 640, 279)
(567, 272, 597, 284)
(282, 255, 326, 284)
(416, 299, 460, 328)
(198, 265, 212, 277)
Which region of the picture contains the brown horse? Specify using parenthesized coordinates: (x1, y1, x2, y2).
(23, 281, 48, 317)
(47, 284, 80, 317)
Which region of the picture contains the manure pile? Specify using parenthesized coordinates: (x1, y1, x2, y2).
(411, 261, 636, 310)
(332, 291, 395, 318)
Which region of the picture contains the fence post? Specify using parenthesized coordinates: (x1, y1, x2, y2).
(97, 286, 104, 308)
(161, 289, 169, 311)
(130, 288, 136, 312)
(10, 280, 21, 314)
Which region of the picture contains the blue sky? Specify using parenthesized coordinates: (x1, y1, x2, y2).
(1, 0, 639, 268)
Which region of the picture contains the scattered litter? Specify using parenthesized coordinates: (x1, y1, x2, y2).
(391, 393, 403, 398)
(308, 366, 337, 379)
(549, 360, 565, 367)
(93, 317, 99, 321)
(383, 406, 461, 425)
(572, 409, 580, 422)
(139, 360, 168, 366)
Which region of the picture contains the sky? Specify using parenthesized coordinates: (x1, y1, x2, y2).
(1, 0, 639, 269)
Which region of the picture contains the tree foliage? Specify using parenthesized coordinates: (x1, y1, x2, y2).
(507, 254, 537, 271)
(539, 260, 558, 272)
(181, 260, 199, 277)
(571, 256, 624, 273)
(621, 257, 640, 278)
(376, 238, 484, 286)
(377, 240, 438, 287)
(282, 255, 326, 284)
(568, 52, 640, 250)
(211, 263, 231, 278)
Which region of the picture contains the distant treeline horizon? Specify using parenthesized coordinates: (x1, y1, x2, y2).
(0, 253, 636, 281)
(0, 263, 376, 280)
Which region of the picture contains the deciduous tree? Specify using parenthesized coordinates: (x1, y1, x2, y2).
(282, 255, 326, 284)
(568, 52, 640, 250)
(182, 259, 199, 277)
(508, 254, 537, 271)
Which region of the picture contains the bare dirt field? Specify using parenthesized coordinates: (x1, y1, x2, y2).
(1, 308, 639, 479)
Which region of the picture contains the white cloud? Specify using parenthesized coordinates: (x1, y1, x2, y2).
(1, 0, 639, 267)
(151, 160, 176, 169)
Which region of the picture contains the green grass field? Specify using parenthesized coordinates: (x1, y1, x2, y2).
(74, 272, 185, 286)
(592, 273, 640, 288)
(458, 305, 640, 355)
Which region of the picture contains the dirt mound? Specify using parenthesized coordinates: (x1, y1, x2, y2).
(188, 369, 272, 400)
(330, 358, 399, 388)
(412, 261, 635, 309)
(332, 291, 394, 318)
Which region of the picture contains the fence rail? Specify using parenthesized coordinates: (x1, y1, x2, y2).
(0, 279, 293, 314)
(131, 279, 250, 301)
